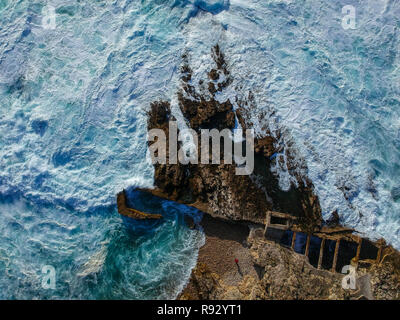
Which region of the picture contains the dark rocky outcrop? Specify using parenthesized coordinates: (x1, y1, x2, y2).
(122, 45, 400, 300)
(143, 45, 322, 229)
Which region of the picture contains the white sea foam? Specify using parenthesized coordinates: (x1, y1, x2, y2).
(0, 0, 399, 299)
(0, 0, 205, 299)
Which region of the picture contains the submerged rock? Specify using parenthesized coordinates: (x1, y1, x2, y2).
(191, 0, 230, 15)
(117, 190, 162, 220)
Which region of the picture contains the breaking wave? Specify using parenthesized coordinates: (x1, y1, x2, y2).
(0, 0, 399, 299)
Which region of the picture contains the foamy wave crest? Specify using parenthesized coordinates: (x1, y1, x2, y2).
(0, 0, 190, 211)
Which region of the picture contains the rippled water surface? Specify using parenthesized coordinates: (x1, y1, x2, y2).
(0, 0, 399, 298)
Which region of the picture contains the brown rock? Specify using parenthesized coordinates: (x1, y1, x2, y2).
(208, 69, 219, 81)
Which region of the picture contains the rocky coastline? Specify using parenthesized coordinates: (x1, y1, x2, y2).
(118, 45, 400, 300)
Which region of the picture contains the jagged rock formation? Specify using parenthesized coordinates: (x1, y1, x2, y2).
(143, 45, 322, 229)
